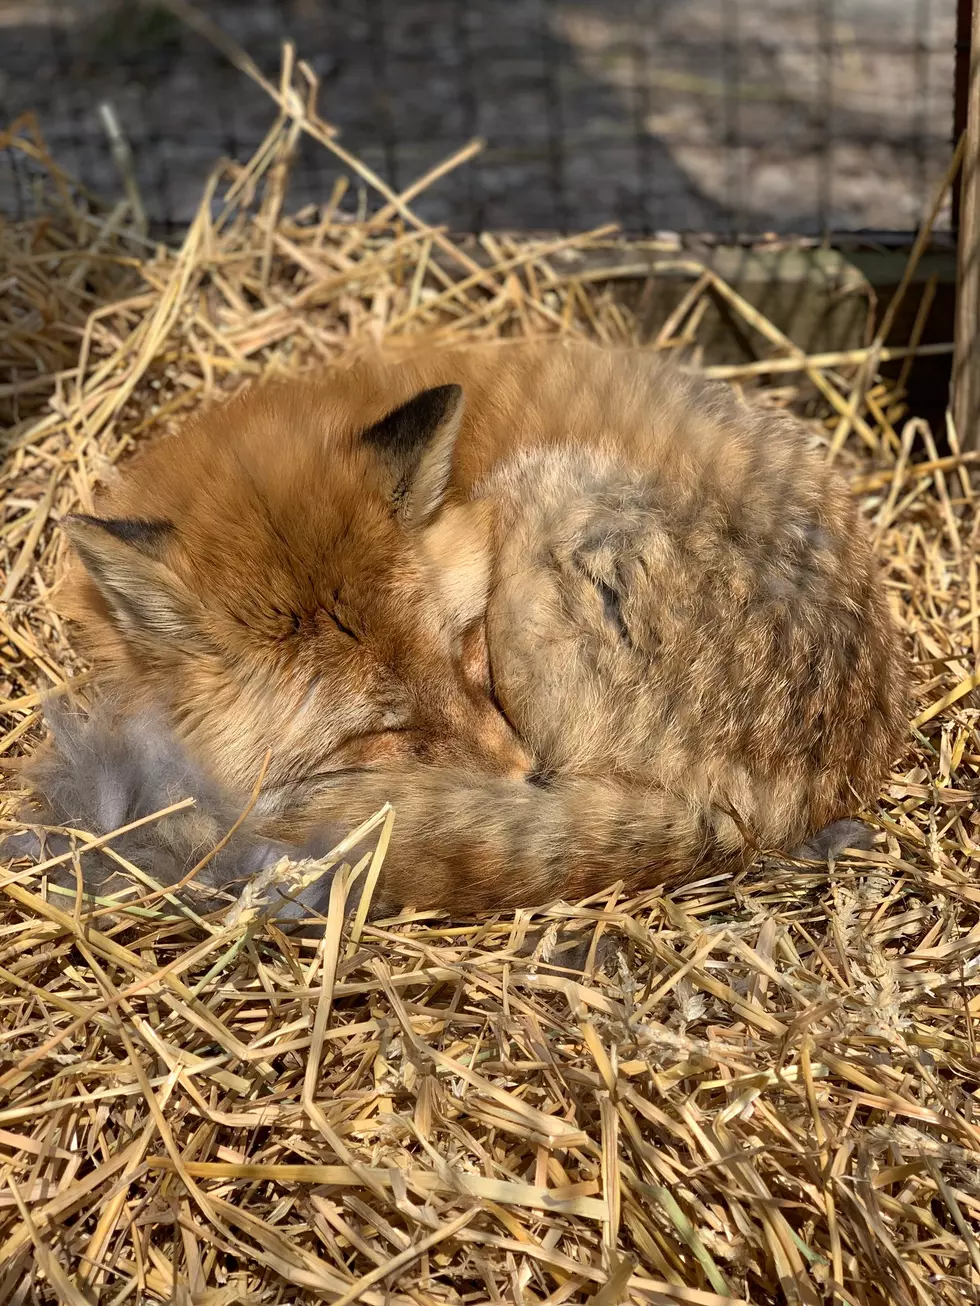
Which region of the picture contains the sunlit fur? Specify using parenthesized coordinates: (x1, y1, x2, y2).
(27, 340, 908, 916)
(60, 374, 528, 793)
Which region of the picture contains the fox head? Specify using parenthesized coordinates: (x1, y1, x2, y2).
(63, 376, 530, 794)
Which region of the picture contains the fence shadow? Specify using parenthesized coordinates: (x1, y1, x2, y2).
(0, 0, 957, 238)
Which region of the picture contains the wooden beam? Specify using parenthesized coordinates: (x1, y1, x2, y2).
(955, 0, 975, 229)
(954, 0, 980, 450)
(440, 236, 954, 367)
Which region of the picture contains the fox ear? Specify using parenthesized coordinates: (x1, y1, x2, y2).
(65, 515, 202, 649)
(360, 384, 464, 528)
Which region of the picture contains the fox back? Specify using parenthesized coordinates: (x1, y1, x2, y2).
(480, 437, 906, 856)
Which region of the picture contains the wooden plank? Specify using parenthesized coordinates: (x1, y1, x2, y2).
(442, 238, 954, 360)
(440, 236, 956, 430)
(955, 0, 975, 229)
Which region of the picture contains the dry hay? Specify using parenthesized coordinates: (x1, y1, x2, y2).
(1, 51, 980, 1306)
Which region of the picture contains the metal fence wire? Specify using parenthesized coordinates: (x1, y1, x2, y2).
(0, 0, 960, 239)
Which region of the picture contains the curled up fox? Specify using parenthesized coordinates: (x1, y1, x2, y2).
(10, 340, 909, 928)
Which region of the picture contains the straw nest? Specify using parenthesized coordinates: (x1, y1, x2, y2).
(2, 54, 979, 1306)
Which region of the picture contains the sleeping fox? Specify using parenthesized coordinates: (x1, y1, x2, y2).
(12, 341, 909, 922)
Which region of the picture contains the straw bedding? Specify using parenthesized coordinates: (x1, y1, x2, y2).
(1, 57, 979, 1306)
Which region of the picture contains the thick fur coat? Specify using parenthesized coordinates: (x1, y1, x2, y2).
(14, 341, 908, 920)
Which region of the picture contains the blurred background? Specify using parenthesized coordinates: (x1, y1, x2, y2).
(0, 0, 969, 432)
(0, 0, 960, 240)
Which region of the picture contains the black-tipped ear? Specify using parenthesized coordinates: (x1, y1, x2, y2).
(65, 514, 201, 649)
(361, 384, 464, 528)
(69, 515, 174, 555)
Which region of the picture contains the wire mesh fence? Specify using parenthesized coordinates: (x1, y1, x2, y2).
(0, 0, 959, 240)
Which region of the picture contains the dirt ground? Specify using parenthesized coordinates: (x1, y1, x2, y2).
(0, 0, 957, 236)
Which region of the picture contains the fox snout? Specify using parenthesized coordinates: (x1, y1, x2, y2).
(324, 696, 532, 779)
(470, 712, 532, 779)
(421, 698, 533, 779)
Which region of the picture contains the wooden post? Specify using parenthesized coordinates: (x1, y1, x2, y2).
(955, 0, 975, 229)
(954, 0, 980, 449)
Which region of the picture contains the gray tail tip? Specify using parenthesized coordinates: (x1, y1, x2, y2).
(793, 818, 877, 862)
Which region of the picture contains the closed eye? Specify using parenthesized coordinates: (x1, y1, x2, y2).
(311, 727, 417, 774)
(327, 609, 359, 641)
(597, 579, 631, 645)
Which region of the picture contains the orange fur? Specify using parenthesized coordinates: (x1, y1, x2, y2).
(47, 340, 908, 914)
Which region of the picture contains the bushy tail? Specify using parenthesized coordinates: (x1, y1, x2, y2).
(269, 768, 742, 916)
(6, 700, 869, 928)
